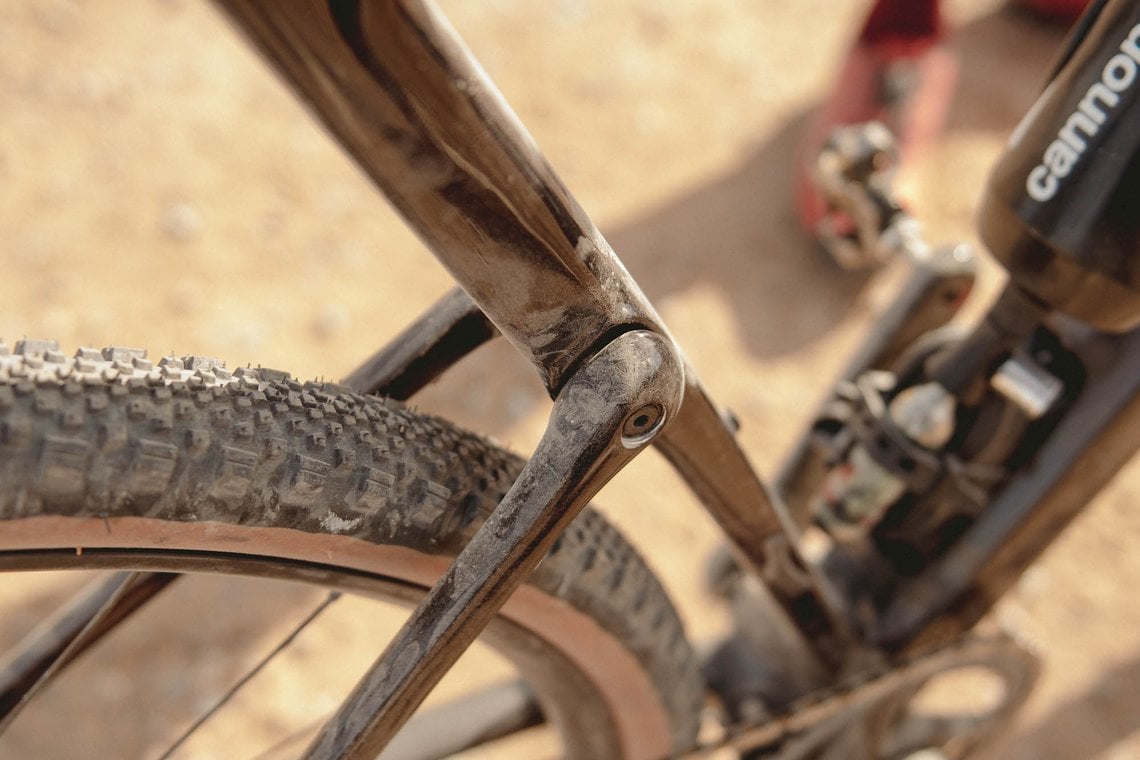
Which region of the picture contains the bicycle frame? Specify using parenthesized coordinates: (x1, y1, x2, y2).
(211, 1, 847, 752)
(198, 0, 1140, 756)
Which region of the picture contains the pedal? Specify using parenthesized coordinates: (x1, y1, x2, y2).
(812, 121, 923, 269)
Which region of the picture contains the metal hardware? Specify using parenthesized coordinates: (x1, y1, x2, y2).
(925, 284, 1049, 395)
(303, 329, 684, 758)
(991, 351, 1064, 419)
(802, 282, 1051, 547)
(811, 374, 952, 540)
(880, 324, 1140, 649)
(621, 402, 666, 447)
(888, 383, 957, 449)
(778, 244, 976, 528)
(813, 121, 922, 269)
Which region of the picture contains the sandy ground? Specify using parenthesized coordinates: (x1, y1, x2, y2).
(2, 0, 1140, 757)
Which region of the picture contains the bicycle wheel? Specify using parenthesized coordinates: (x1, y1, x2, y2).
(0, 340, 703, 758)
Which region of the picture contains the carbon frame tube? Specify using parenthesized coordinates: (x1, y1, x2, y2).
(215, 0, 663, 394)
(211, 0, 845, 667)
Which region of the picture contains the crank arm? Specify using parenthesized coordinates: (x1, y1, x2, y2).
(686, 632, 1038, 758)
(341, 287, 498, 400)
(304, 329, 684, 759)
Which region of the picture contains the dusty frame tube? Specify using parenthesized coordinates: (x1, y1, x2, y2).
(213, 0, 845, 664)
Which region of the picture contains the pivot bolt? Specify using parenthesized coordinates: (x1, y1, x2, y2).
(621, 403, 666, 448)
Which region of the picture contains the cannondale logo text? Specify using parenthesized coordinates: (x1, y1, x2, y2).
(1027, 23, 1140, 202)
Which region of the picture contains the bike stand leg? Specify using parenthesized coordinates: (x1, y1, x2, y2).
(304, 329, 684, 759)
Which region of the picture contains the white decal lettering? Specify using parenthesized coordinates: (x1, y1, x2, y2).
(1025, 23, 1140, 204)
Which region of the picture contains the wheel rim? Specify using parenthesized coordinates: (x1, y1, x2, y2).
(0, 515, 675, 759)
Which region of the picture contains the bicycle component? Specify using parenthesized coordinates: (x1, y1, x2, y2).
(158, 591, 342, 760)
(0, 570, 178, 720)
(7, 0, 1139, 755)
(304, 329, 685, 758)
(990, 350, 1066, 417)
(812, 375, 955, 542)
(0, 340, 702, 757)
(924, 284, 1049, 395)
(881, 320, 1140, 648)
(692, 632, 1039, 759)
(843, 245, 976, 381)
(762, 277, 1095, 656)
(342, 286, 497, 400)
(705, 574, 832, 715)
(812, 122, 923, 269)
(778, 244, 976, 528)
(220, 0, 850, 673)
(215, 0, 671, 395)
(796, 0, 957, 241)
(806, 285, 1047, 540)
(977, 0, 1140, 332)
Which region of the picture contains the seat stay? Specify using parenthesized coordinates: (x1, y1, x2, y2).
(214, 2, 851, 731)
(215, 0, 664, 394)
(304, 330, 684, 758)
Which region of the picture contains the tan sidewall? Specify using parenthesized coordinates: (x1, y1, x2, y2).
(0, 515, 673, 759)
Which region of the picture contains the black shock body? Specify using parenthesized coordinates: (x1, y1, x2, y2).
(977, 0, 1140, 332)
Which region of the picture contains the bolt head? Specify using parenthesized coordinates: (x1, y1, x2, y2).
(621, 403, 666, 448)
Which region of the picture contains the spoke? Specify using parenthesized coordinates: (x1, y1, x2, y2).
(158, 591, 341, 760)
(252, 681, 542, 760)
(302, 331, 682, 759)
(0, 571, 177, 733)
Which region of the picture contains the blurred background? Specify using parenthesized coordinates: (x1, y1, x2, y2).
(2, 0, 1140, 756)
